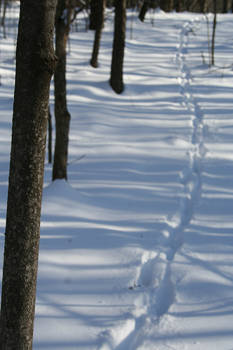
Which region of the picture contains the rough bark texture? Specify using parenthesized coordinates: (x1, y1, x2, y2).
(110, 0, 126, 94)
(90, 0, 105, 67)
(48, 107, 53, 163)
(0, 1, 57, 349)
(52, 0, 71, 180)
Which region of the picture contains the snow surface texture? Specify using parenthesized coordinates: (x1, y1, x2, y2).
(1, 6, 233, 350)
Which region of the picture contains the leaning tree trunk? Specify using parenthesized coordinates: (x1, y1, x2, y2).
(110, 0, 126, 94)
(52, 0, 71, 181)
(0, 0, 57, 349)
(90, 0, 106, 68)
(138, 0, 150, 22)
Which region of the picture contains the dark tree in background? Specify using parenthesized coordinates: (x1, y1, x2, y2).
(199, 0, 208, 12)
(52, 0, 73, 181)
(222, 0, 228, 12)
(0, 0, 57, 349)
(211, 0, 217, 65)
(174, 0, 182, 11)
(110, 0, 126, 94)
(138, 0, 150, 21)
(89, 0, 98, 30)
(160, 0, 174, 11)
(90, 0, 106, 68)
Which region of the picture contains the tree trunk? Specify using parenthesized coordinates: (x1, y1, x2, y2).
(174, 0, 182, 12)
(211, 0, 217, 65)
(52, 0, 71, 181)
(160, 0, 174, 11)
(222, 0, 228, 12)
(110, 0, 126, 94)
(138, 0, 150, 21)
(89, 0, 98, 30)
(90, 0, 106, 68)
(199, 0, 208, 12)
(0, 1, 57, 349)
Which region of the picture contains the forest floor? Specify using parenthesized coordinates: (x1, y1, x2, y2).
(1, 6, 233, 350)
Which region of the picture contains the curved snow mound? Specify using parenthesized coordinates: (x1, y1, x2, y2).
(43, 179, 79, 200)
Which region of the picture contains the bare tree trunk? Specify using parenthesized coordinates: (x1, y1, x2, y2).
(199, 0, 208, 12)
(52, 0, 72, 180)
(0, 0, 2, 18)
(90, 0, 106, 68)
(89, 0, 98, 30)
(138, 0, 150, 21)
(110, 0, 126, 94)
(222, 0, 228, 12)
(0, 0, 57, 349)
(174, 0, 182, 11)
(160, 0, 174, 11)
(211, 0, 217, 65)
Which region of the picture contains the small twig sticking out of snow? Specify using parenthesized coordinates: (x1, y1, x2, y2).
(68, 154, 86, 166)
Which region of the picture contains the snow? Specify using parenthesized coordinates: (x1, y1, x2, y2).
(1, 5, 233, 350)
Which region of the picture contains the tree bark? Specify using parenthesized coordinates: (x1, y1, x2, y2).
(0, 1, 57, 349)
(48, 107, 53, 164)
(52, 0, 71, 180)
(90, 0, 106, 68)
(110, 0, 126, 94)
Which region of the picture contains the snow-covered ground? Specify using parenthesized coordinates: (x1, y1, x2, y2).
(1, 6, 233, 349)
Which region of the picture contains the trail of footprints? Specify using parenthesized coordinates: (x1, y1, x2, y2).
(99, 18, 207, 350)
(130, 18, 206, 347)
(136, 17, 206, 323)
(138, 17, 206, 316)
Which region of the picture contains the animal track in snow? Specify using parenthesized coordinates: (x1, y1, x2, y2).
(166, 18, 205, 260)
(97, 18, 207, 350)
